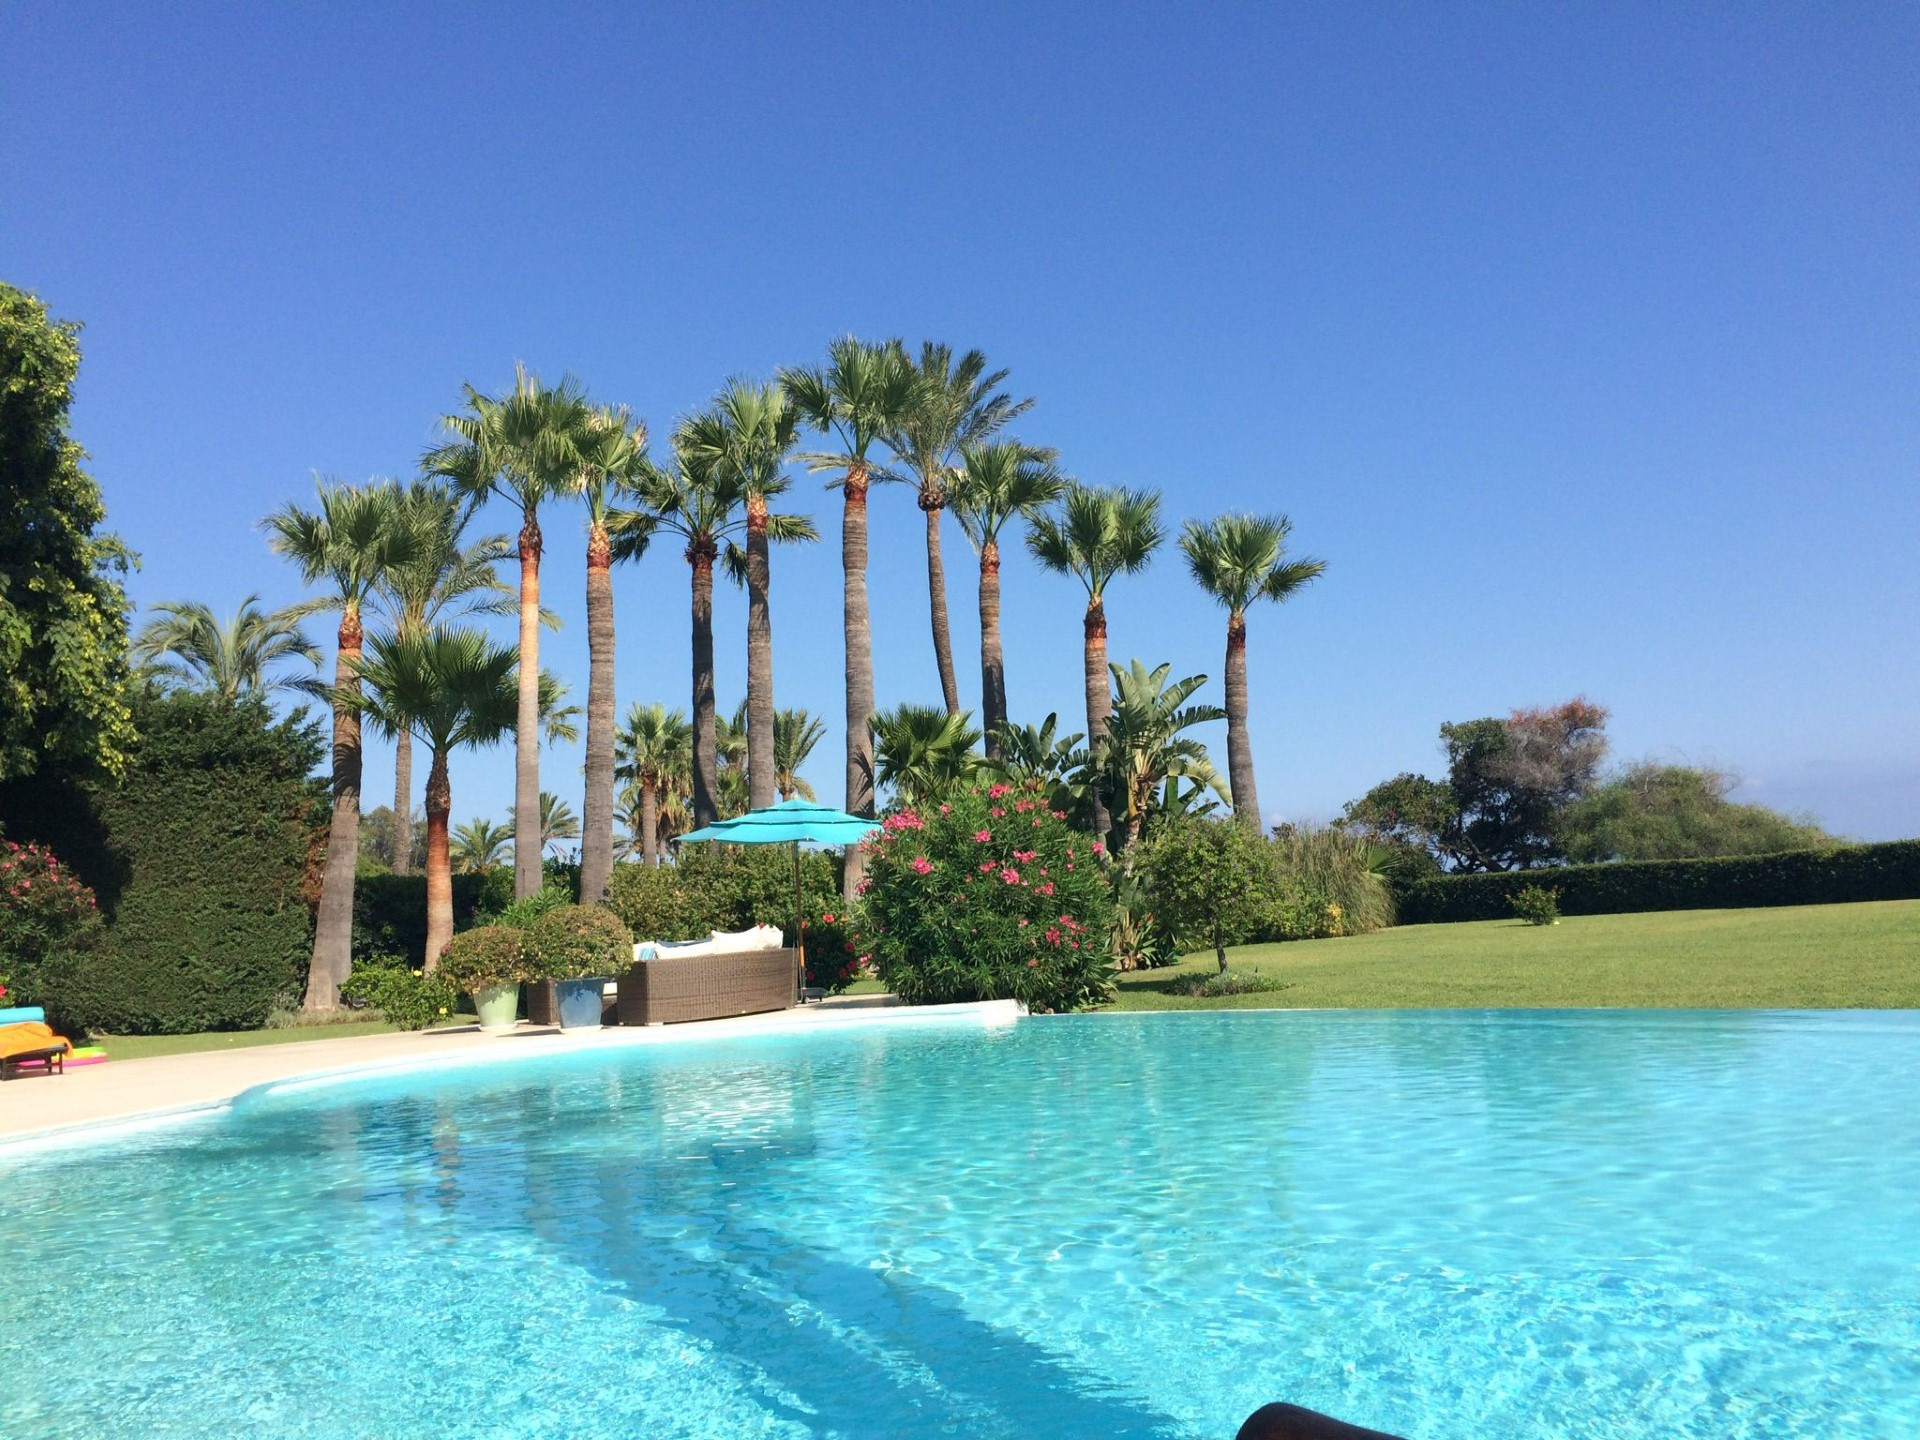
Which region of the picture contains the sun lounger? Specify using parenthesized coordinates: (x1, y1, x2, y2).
(0, 1021, 73, 1080)
(616, 925, 796, 1025)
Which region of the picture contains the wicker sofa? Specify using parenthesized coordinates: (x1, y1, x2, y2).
(616, 943, 799, 1025)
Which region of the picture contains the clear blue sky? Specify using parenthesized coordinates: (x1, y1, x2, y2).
(5, 3, 1916, 839)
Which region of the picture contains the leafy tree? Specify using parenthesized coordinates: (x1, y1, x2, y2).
(131, 594, 322, 701)
(950, 439, 1063, 756)
(356, 805, 425, 872)
(773, 707, 826, 801)
(882, 344, 1033, 714)
(1100, 659, 1227, 868)
(264, 478, 415, 1010)
(1556, 763, 1836, 862)
(614, 702, 692, 865)
(1341, 699, 1610, 870)
(425, 364, 594, 899)
(0, 284, 136, 781)
(350, 627, 518, 967)
(783, 337, 916, 896)
(1140, 815, 1275, 971)
(450, 817, 514, 873)
(1028, 483, 1164, 841)
(871, 704, 983, 806)
(1179, 513, 1325, 830)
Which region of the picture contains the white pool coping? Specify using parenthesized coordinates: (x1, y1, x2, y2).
(0, 999, 1023, 1154)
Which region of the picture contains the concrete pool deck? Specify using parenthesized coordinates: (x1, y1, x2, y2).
(0, 996, 1020, 1146)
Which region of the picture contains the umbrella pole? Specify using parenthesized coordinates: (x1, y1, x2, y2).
(793, 840, 804, 1005)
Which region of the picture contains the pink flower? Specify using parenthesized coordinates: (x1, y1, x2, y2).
(1065, 863, 1075, 871)
(988, 783, 1010, 799)
(991, 807, 1004, 818)
(1038, 882, 1055, 896)
(979, 861, 995, 873)
(1033, 818, 1043, 827)
(1091, 842, 1106, 856)
(974, 829, 992, 843)
(911, 856, 933, 875)
(1045, 927, 1062, 945)
(1027, 958, 1039, 967)
(1066, 847, 1075, 859)
(938, 803, 951, 814)
(1000, 868, 1022, 885)
(1013, 849, 1037, 863)
(1018, 918, 1029, 927)
(822, 913, 837, 924)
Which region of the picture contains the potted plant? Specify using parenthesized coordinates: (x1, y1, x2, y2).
(436, 925, 532, 1031)
(525, 904, 633, 1030)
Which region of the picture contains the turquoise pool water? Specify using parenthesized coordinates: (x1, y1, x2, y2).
(4, 1010, 1918, 1438)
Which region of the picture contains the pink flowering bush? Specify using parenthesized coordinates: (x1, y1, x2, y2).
(855, 783, 1114, 1011)
(0, 838, 103, 1013)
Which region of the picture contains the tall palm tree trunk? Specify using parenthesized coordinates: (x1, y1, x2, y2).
(1083, 595, 1114, 841)
(422, 748, 454, 970)
(921, 487, 961, 715)
(512, 514, 544, 899)
(1223, 609, 1260, 829)
(391, 730, 413, 875)
(745, 496, 776, 811)
(689, 542, 720, 829)
(580, 521, 616, 904)
(980, 539, 1007, 759)
(842, 464, 875, 902)
(640, 778, 660, 866)
(304, 608, 363, 1011)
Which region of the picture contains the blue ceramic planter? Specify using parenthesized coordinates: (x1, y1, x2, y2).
(553, 977, 607, 1030)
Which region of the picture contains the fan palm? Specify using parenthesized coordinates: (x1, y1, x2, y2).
(131, 594, 322, 701)
(781, 337, 916, 895)
(1027, 483, 1164, 841)
(773, 707, 825, 801)
(882, 344, 1033, 714)
(871, 703, 983, 807)
(614, 701, 691, 865)
(1101, 659, 1228, 869)
(1179, 514, 1326, 830)
(949, 440, 1063, 758)
(369, 480, 517, 875)
(263, 479, 415, 1009)
(350, 627, 517, 966)
(450, 817, 514, 873)
(561, 403, 653, 904)
(679, 379, 815, 810)
(424, 363, 593, 898)
(510, 790, 580, 858)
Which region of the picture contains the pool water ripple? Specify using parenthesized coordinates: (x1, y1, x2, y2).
(3, 1009, 1917, 1438)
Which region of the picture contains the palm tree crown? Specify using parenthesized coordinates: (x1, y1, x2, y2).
(132, 595, 322, 701)
(871, 703, 983, 807)
(773, 708, 826, 801)
(1101, 658, 1228, 868)
(451, 818, 514, 873)
(615, 701, 692, 866)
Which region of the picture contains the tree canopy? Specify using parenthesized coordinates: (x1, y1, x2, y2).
(1555, 762, 1836, 863)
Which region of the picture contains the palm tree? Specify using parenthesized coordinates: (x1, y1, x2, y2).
(679, 380, 814, 810)
(563, 404, 652, 904)
(131, 594, 323, 701)
(1100, 659, 1229, 869)
(1179, 514, 1326, 830)
(450, 817, 514, 873)
(369, 480, 517, 876)
(987, 712, 1089, 820)
(773, 708, 826, 801)
(613, 702, 691, 865)
(871, 703, 983, 807)
(263, 479, 414, 1010)
(782, 337, 916, 896)
(1027, 483, 1164, 841)
(510, 791, 580, 858)
(425, 364, 593, 899)
(949, 440, 1063, 759)
(713, 702, 751, 818)
(882, 344, 1033, 714)
(351, 627, 517, 967)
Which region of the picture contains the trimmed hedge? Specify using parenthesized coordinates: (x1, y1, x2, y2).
(353, 868, 514, 965)
(1398, 840, 1920, 925)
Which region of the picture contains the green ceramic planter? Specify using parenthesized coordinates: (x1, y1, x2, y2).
(473, 981, 521, 1031)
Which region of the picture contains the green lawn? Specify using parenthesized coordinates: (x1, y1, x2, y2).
(1107, 899, 1920, 1010)
(93, 1016, 467, 1060)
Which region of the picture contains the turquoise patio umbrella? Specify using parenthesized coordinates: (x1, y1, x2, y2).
(675, 799, 881, 994)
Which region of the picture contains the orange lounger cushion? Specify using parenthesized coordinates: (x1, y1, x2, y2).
(0, 1021, 73, 1060)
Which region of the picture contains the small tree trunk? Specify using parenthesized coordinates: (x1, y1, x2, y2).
(1224, 609, 1260, 829)
(580, 521, 616, 904)
(921, 485, 961, 715)
(304, 607, 364, 1011)
(980, 539, 1006, 759)
(640, 779, 659, 867)
(1083, 594, 1113, 841)
(391, 729, 413, 875)
(689, 543, 719, 829)
(842, 463, 875, 903)
(513, 512, 544, 899)
(746, 494, 777, 811)
(422, 748, 454, 971)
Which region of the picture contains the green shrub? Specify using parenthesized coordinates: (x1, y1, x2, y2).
(435, 925, 531, 993)
(525, 904, 632, 980)
(0, 838, 104, 1019)
(352, 868, 515, 966)
(800, 907, 860, 995)
(485, 884, 573, 931)
(607, 847, 838, 943)
(1139, 818, 1274, 971)
(1397, 840, 1920, 925)
(856, 782, 1115, 1012)
(1167, 969, 1293, 998)
(1511, 884, 1560, 926)
(1265, 825, 1396, 939)
(339, 954, 456, 1030)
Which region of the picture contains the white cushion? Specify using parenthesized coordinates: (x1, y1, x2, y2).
(646, 936, 716, 960)
(709, 925, 785, 955)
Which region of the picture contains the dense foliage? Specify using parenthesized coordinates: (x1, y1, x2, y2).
(855, 782, 1115, 1011)
(43, 690, 324, 1034)
(0, 284, 136, 782)
(1138, 816, 1274, 970)
(524, 904, 632, 979)
(1510, 884, 1560, 925)
(339, 953, 456, 1029)
(1555, 763, 1834, 863)
(607, 845, 837, 942)
(353, 868, 514, 965)
(0, 837, 103, 1013)
(434, 925, 532, 992)
(1398, 840, 1920, 924)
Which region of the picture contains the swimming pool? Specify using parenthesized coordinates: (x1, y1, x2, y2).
(4, 1009, 1916, 1438)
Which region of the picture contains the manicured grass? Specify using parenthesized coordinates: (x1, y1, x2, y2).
(93, 1017, 462, 1060)
(1106, 899, 1920, 1011)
